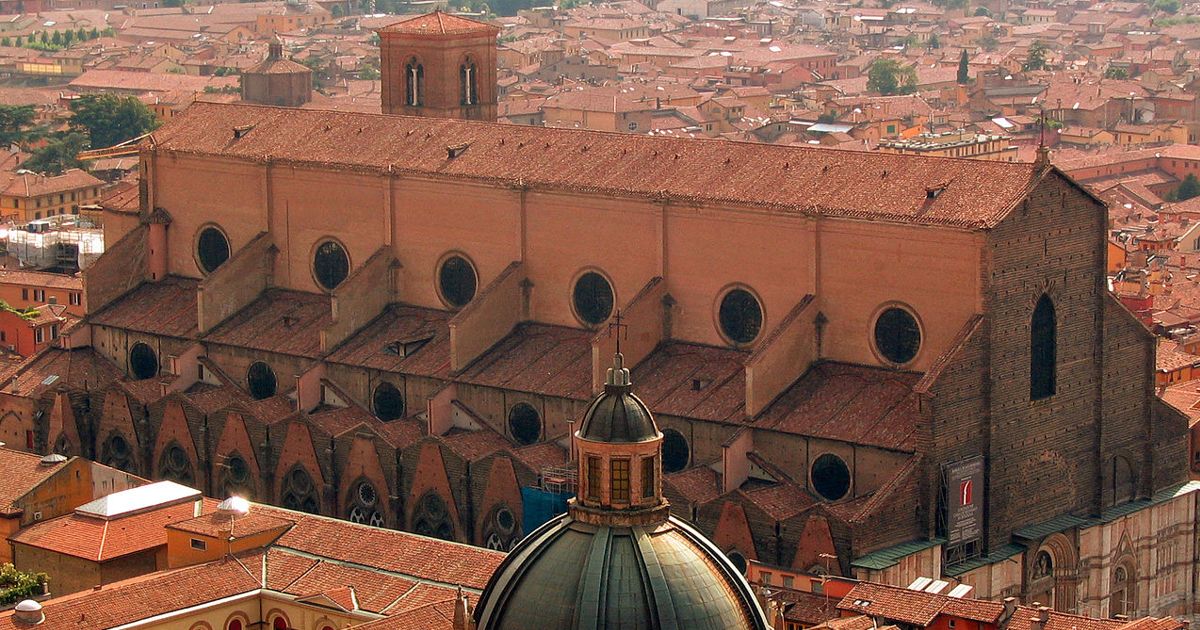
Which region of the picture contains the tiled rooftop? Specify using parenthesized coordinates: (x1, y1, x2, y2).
(203, 288, 331, 358)
(89, 276, 199, 339)
(0, 448, 68, 515)
(151, 103, 1043, 230)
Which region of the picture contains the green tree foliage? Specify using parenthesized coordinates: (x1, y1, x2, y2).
(1154, 0, 1180, 14)
(13, 36, 21, 46)
(90, 27, 100, 39)
(1023, 41, 1047, 70)
(0, 564, 48, 607)
(63, 29, 73, 45)
(1105, 65, 1129, 79)
(976, 34, 998, 51)
(927, 33, 940, 49)
(50, 31, 61, 46)
(1, 37, 10, 47)
(164, 0, 186, 7)
(22, 131, 86, 175)
(69, 94, 159, 149)
(1176, 174, 1200, 202)
(76, 27, 87, 41)
(360, 64, 380, 80)
(867, 59, 918, 95)
(38, 31, 47, 44)
(0, 105, 36, 147)
(974, 6, 990, 16)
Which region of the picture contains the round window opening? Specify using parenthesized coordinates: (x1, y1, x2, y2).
(718, 288, 763, 345)
(811, 453, 851, 501)
(372, 382, 405, 421)
(196, 226, 230, 274)
(438, 255, 477, 308)
(496, 506, 515, 532)
(873, 306, 921, 365)
(573, 271, 614, 326)
(246, 362, 277, 400)
(661, 428, 690, 473)
(129, 342, 158, 380)
(313, 240, 350, 291)
(727, 550, 748, 574)
(508, 403, 541, 446)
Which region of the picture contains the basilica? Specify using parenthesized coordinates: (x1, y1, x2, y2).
(0, 10, 1196, 620)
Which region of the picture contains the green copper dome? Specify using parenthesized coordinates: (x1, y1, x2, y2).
(474, 513, 770, 630)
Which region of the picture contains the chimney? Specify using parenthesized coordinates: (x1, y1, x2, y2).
(998, 597, 1018, 629)
(1030, 606, 1051, 630)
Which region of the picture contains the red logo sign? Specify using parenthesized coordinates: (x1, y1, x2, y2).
(960, 480, 973, 507)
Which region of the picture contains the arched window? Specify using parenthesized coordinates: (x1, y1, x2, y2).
(1111, 563, 1135, 618)
(372, 382, 405, 421)
(129, 342, 158, 380)
(221, 452, 253, 499)
(158, 442, 193, 485)
(272, 615, 289, 630)
(196, 226, 230, 274)
(246, 362, 277, 400)
(405, 57, 424, 106)
(1031, 294, 1056, 400)
(347, 478, 385, 527)
(101, 433, 135, 473)
(482, 503, 519, 551)
(412, 492, 454, 541)
(313, 239, 350, 291)
(508, 403, 541, 446)
(280, 466, 319, 514)
(1030, 549, 1055, 608)
(460, 57, 478, 106)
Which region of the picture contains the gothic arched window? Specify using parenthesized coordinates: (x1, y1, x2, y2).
(1112, 563, 1135, 618)
(158, 442, 193, 485)
(281, 466, 319, 514)
(460, 58, 478, 106)
(101, 433, 135, 473)
(1031, 294, 1057, 400)
(481, 503, 519, 551)
(405, 57, 424, 106)
(347, 478, 385, 527)
(221, 452, 253, 499)
(412, 492, 454, 541)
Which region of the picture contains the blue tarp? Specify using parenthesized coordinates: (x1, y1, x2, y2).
(521, 486, 571, 533)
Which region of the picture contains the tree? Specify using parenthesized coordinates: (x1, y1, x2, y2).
(1024, 41, 1046, 70)
(1105, 65, 1129, 79)
(1154, 0, 1180, 14)
(38, 31, 47, 44)
(0, 105, 35, 147)
(90, 27, 100, 39)
(13, 36, 21, 46)
(76, 27, 86, 41)
(1177, 174, 1200, 202)
(50, 30, 61, 46)
(928, 33, 940, 49)
(1, 37, 10, 47)
(63, 29, 73, 45)
(867, 59, 918, 95)
(957, 48, 970, 84)
(23, 132, 87, 175)
(977, 34, 998, 51)
(69, 94, 159, 149)
(973, 5, 990, 16)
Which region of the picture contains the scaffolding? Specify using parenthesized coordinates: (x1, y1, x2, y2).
(520, 465, 577, 534)
(0, 221, 105, 270)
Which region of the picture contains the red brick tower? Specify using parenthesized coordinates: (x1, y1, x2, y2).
(377, 11, 499, 122)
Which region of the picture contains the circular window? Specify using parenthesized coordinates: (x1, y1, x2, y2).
(496, 506, 515, 533)
(438, 254, 477, 308)
(196, 226, 230, 274)
(811, 453, 851, 501)
(313, 239, 350, 291)
(727, 550, 748, 574)
(572, 270, 615, 326)
(718, 287, 763, 345)
(661, 428, 690, 473)
(508, 403, 541, 445)
(129, 342, 158, 380)
(357, 480, 377, 506)
(246, 362, 277, 400)
(372, 382, 405, 421)
(873, 306, 921, 365)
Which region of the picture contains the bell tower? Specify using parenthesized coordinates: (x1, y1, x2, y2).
(377, 11, 499, 121)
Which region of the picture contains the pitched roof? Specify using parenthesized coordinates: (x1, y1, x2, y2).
(10, 498, 217, 562)
(0, 447, 68, 515)
(1, 169, 102, 198)
(377, 11, 498, 35)
(149, 102, 1044, 230)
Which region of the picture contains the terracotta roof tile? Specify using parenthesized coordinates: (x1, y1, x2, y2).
(325, 305, 450, 377)
(204, 289, 330, 358)
(0, 269, 82, 291)
(0, 447, 68, 515)
(272, 511, 505, 590)
(377, 11, 498, 35)
(151, 103, 1042, 230)
(664, 465, 720, 505)
(1, 169, 103, 198)
(456, 323, 592, 399)
(166, 510, 294, 539)
(283, 560, 415, 613)
(633, 342, 746, 422)
(89, 276, 199, 339)
(4, 347, 123, 399)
